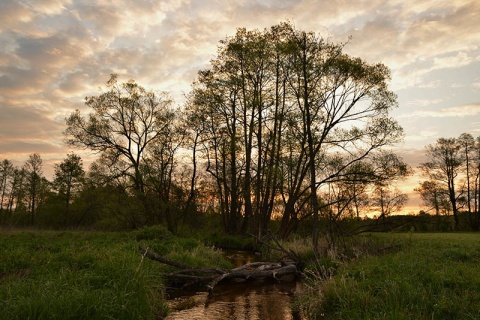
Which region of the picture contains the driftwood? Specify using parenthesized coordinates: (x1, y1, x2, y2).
(138, 245, 299, 295)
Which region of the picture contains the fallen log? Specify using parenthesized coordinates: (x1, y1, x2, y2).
(138, 245, 300, 295)
(206, 263, 297, 295)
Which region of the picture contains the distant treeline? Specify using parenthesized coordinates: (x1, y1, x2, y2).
(333, 211, 479, 234)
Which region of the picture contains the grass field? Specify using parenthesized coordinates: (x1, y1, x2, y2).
(2, 230, 479, 319)
(299, 233, 480, 319)
(0, 230, 171, 319)
(0, 226, 232, 320)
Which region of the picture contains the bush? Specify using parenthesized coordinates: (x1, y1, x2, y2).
(135, 225, 172, 241)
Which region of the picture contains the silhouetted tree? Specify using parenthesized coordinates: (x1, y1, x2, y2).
(53, 152, 85, 225)
(458, 133, 477, 229)
(415, 180, 449, 216)
(420, 138, 463, 229)
(65, 74, 174, 194)
(370, 185, 408, 223)
(0, 159, 14, 213)
(189, 23, 404, 251)
(24, 153, 43, 225)
(142, 113, 186, 231)
(469, 135, 480, 230)
(8, 167, 27, 216)
(65, 75, 176, 225)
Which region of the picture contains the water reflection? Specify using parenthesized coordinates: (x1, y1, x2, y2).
(165, 249, 304, 320)
(223, 249, 258, 266)
(166, 280, 303, 320)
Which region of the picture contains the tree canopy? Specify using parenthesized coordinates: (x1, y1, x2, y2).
(65, 74, 174, 194)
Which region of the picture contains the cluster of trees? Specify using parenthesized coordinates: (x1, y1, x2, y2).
(1, 23, 419, 248)
(183, 23, 409, 247)
(416, 133, 480, 230)
(0, 153, 84, 227)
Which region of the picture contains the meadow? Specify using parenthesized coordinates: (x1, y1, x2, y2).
(0, 227, 229, 320)
(1, 229, 479, 319)
(299, 233, 480, 319)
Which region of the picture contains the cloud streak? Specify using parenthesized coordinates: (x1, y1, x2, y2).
(401, 104, 480, 118)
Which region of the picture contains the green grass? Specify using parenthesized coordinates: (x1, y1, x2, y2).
(135, 225, 233, 270)
(5, 229, 478, 319)
(0, 227, 232, 319)
(0, 230, 168, 319)
(299, 233, 480, 319)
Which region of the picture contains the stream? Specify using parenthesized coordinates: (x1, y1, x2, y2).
(165, 250, 304, 320)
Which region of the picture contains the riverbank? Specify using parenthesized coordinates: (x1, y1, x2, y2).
(299, 233, 480, 319)
(2, 230, 479, 319)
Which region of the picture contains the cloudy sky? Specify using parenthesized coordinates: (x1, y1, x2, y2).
(1, 0, 479, 212)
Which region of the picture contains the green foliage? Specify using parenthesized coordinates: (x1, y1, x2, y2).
(299, 233, 480, 319)
(204, 233, 255, 251)
(0, 229, 239, 319)
(167, 245, 232, 270)
(134, 225, 172, 241)
(261, 235, 317, 263)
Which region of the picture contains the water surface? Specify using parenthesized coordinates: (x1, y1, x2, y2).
(165, 250, 304, 320)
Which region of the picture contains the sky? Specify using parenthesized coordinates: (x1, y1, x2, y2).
(1, 0, 479, 213)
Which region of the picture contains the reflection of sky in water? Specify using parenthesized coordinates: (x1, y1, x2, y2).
(223, 250, 258, 267)
(167, 281, 303, 320)
(167, 250, 304, 320)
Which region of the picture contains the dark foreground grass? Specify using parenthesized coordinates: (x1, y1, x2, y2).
(299, 233, 480, 320)
(0, 230, 160, 319)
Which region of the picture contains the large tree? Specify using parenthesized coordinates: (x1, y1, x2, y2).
(142, 113, 186, 230)
(65, 75, 176, 225)
(65, 74, 174, 194)
(189, 23, 404, 249)
(275, 25, 403, 248)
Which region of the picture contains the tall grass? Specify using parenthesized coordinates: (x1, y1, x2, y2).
(299, 233, 480, 319)
(135, 225, 233, 270)
(0, 230, 168, 319)
(0, 226, 232, 319)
